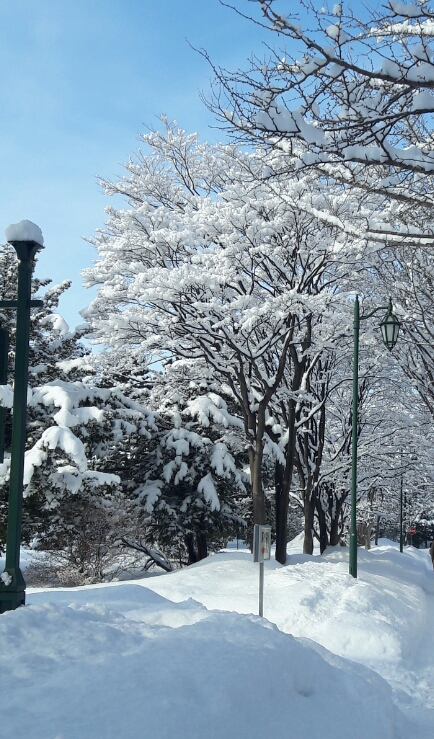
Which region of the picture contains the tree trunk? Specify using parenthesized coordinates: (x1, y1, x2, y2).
(275, 462, 288, 564)
(374, 516, 381, 546)
(250, 406, 267, 525)
(364, 519, 372, 550)
(365, 529, 371, 550)
(196, 531, 208, 561)
(250, 447, 265, 524)
(185, 533, 197, 564)
(357, 522, 371, 549)
(274, 398, 297, 564)
(303, 495, 315, 555)
(329, 496, 345, 546)
(316, 497, 328, 554)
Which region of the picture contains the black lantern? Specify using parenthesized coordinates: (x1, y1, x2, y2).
(380, 300, 400, 351)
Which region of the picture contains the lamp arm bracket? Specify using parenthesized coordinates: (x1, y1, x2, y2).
(359, 305, 389, 321)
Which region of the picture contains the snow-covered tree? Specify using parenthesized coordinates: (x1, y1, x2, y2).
(87, 351, 249, 564)
(190, 0, 434, 554)
(205, 0, 434, 247)
(0, 246, 89, 546)
(143, 363, 248, 562)
(82, 121, 377, 560)
(0, 372, 155, 558)
(0, 247, 158, 579)
(375, 242, 434, 421)
(313, 337, 433, 551)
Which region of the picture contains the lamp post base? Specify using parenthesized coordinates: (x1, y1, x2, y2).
(0, 567, 26, 613)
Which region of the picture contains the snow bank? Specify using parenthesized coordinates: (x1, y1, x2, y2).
(145, 540, 434, 732)
(0, 541, 432, 738)
(0, 584, 407, 739)
(5, 220, 44, 246)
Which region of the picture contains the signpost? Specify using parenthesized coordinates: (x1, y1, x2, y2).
(253, 524, 271, 617)
(408, 526, 416, 546)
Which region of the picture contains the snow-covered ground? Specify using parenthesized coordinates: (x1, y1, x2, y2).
(0, 538, 433, 739)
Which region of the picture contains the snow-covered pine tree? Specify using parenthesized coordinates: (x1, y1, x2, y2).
(0, 245, 158, 581)
(91, 353, 248, 564)
(0, 244, 92, 545)
(21, 378, 157, 580)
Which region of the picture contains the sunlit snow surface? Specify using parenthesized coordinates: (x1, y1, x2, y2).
(5, 219, 44, 246)
(0, 539, 433, 738)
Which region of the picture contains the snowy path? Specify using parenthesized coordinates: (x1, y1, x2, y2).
(385, 550, 434, 733)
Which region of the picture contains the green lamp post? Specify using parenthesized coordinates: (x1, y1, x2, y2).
(400, 454, 404, 554)
(0, 222, 44, 613)
(349, 297, 400, 579)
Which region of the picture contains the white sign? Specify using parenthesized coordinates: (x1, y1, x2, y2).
(253, 525, 271, 563)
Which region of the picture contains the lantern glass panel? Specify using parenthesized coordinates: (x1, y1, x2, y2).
(380, 312, 400, 350)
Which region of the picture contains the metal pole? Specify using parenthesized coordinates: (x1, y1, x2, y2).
(400, 450, 403, 553)
(0, 328, 9, 463)
(349, 296, 359, 578)
(0, 240, 39, 613)
(259, 560, 264, 617)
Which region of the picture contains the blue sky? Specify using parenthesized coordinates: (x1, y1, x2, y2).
(0, 0, 284, 330)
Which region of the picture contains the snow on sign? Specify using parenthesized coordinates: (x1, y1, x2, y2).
(253, 525, 271, 563)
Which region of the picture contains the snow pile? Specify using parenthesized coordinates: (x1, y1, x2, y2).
(5, 220, 44, 246)
(0, 540, 432, 738)
(145, 541, 434, 731)
(1, 587, 405, 739)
